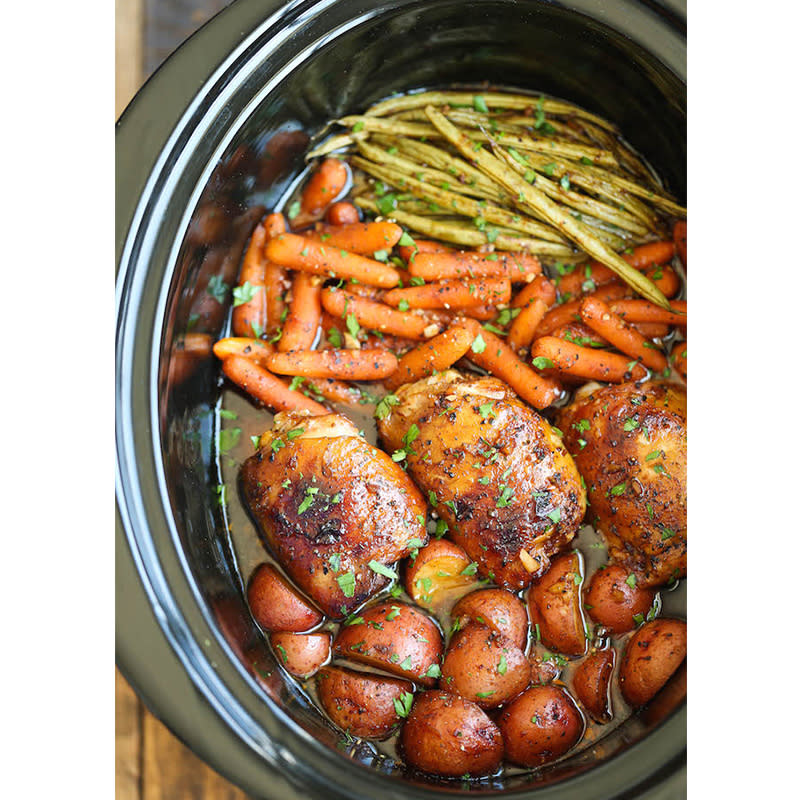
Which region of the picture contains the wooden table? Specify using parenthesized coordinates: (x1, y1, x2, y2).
(116, 2, 251, 797)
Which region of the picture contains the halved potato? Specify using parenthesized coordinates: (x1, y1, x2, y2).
(400, 691, 504, 777)
(270, 631, 330, 678)
(451, 588, 529, 651)
(333, 602, 443, 686)
(404, 539, 479, 612)
(440, 623, 530, 709)
(316, 665, 414, 739)
(619, 618, 686, 707)
(572, 648, 615, 722)
(247, 563, 322, 632)
(585, 564, 657, 635)
(497, 685, 584, 767)
(527, 551, 587, 656)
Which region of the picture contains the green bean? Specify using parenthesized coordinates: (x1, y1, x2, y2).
(340, 115, 617, 166)
(383, 137, 510, 203)
(494, 148, 650, 236)
(424, 105, 670, 308)
(355, 140, 501, 202)
(363, 91, 619, 132)
(305, 133, 361, 160)
(354, 197, 575, 256)
(350, 155, 569, 244)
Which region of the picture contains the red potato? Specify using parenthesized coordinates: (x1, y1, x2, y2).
(270, 631, 331, 678)
(333, 602, 443, 687)
(527, 551, 587, 657)
(247, 563, 322, 632)
(400, 691, 504, 777)
(572, 648, 615, 723)
(497, 685, 584, 768)
(440, 623, 530, 709)
(451, 588, 529, 651)
(619, 618, 687, 707)
(316, 666, 414, 739)
(529, 651, 560, 686)
(584, 564, 657, 636)
(404, 539, 479, 612)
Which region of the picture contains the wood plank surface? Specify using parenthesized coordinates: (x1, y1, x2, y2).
(117, 2, 253, 796)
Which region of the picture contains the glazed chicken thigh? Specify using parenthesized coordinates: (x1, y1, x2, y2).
(377, 371, 586, 589)
(241, 411, 427, 617)
(558, 381, 687, 587)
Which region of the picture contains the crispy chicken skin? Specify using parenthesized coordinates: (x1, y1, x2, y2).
(558, 381, 686, 587)
(377, 371, 586, 589)
(241, 411, 428, 618)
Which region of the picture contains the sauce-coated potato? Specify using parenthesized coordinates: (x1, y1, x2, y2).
(405, 539, 479, 612)
(619, 618, 687, 707)
(333, 602, 443, 686)
(247, 563, 322, 632)
(497, 685, 584, 767)
(451, 588, 529, 651)
(400, 691, 504, 777)
(270, 631, 330, 678)
(527, 551, 587, 656)
(441, 623, 530, 709)
(316, 666, 413, 739)
(584, 564, 657, 635)
(572, 648, 615, 722)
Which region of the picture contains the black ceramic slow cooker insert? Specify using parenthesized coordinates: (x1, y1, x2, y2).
(116, 1, 687, 797)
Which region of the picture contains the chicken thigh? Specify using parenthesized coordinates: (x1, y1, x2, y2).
(558, 381, 687, 587)
(241, 411, 427, 617)
(377, 370, 586, 589)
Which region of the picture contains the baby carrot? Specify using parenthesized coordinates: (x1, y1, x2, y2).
(631, 322, 670, 339)
(291, 158, 349, 229)
(550, 322, 610, 349)
(326, 201, 360, 225)
(265, 233, 400, 288)
(232, 223, 268, 337)
(213, 337, 274, 366)
(608, 299, 687, 326)
(510, 275, 557, 309)
(305, 221, 403, 254)
(530, 337, 648, 383)
(556, 241, 676, 298)
(384, 326, 474, 391)
(579, 297, 668, 373)
(266, 348, 398, 380)
(382, 278, 511, 309)
(289, 376, 365, 407)
(262, 212, 289, 334)
(408, 250, 541, 281)
(458, 317, 562, 409)
(278, 273, 322, 352)
(398, 239, 452, 262)
(535, 283, 632, 337)
(461, 305, 497, 321)
(221, 355, 328, 415)
(673, 221, 687, 268)
(507, 298, 549, 352)
(321, 288, 438, 340)
(670, 339, 687, 379)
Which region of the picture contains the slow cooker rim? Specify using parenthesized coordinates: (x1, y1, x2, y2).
(115, 1, 687, 797)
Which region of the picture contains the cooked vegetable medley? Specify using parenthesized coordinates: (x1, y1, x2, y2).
(207, 86, 687, 781)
